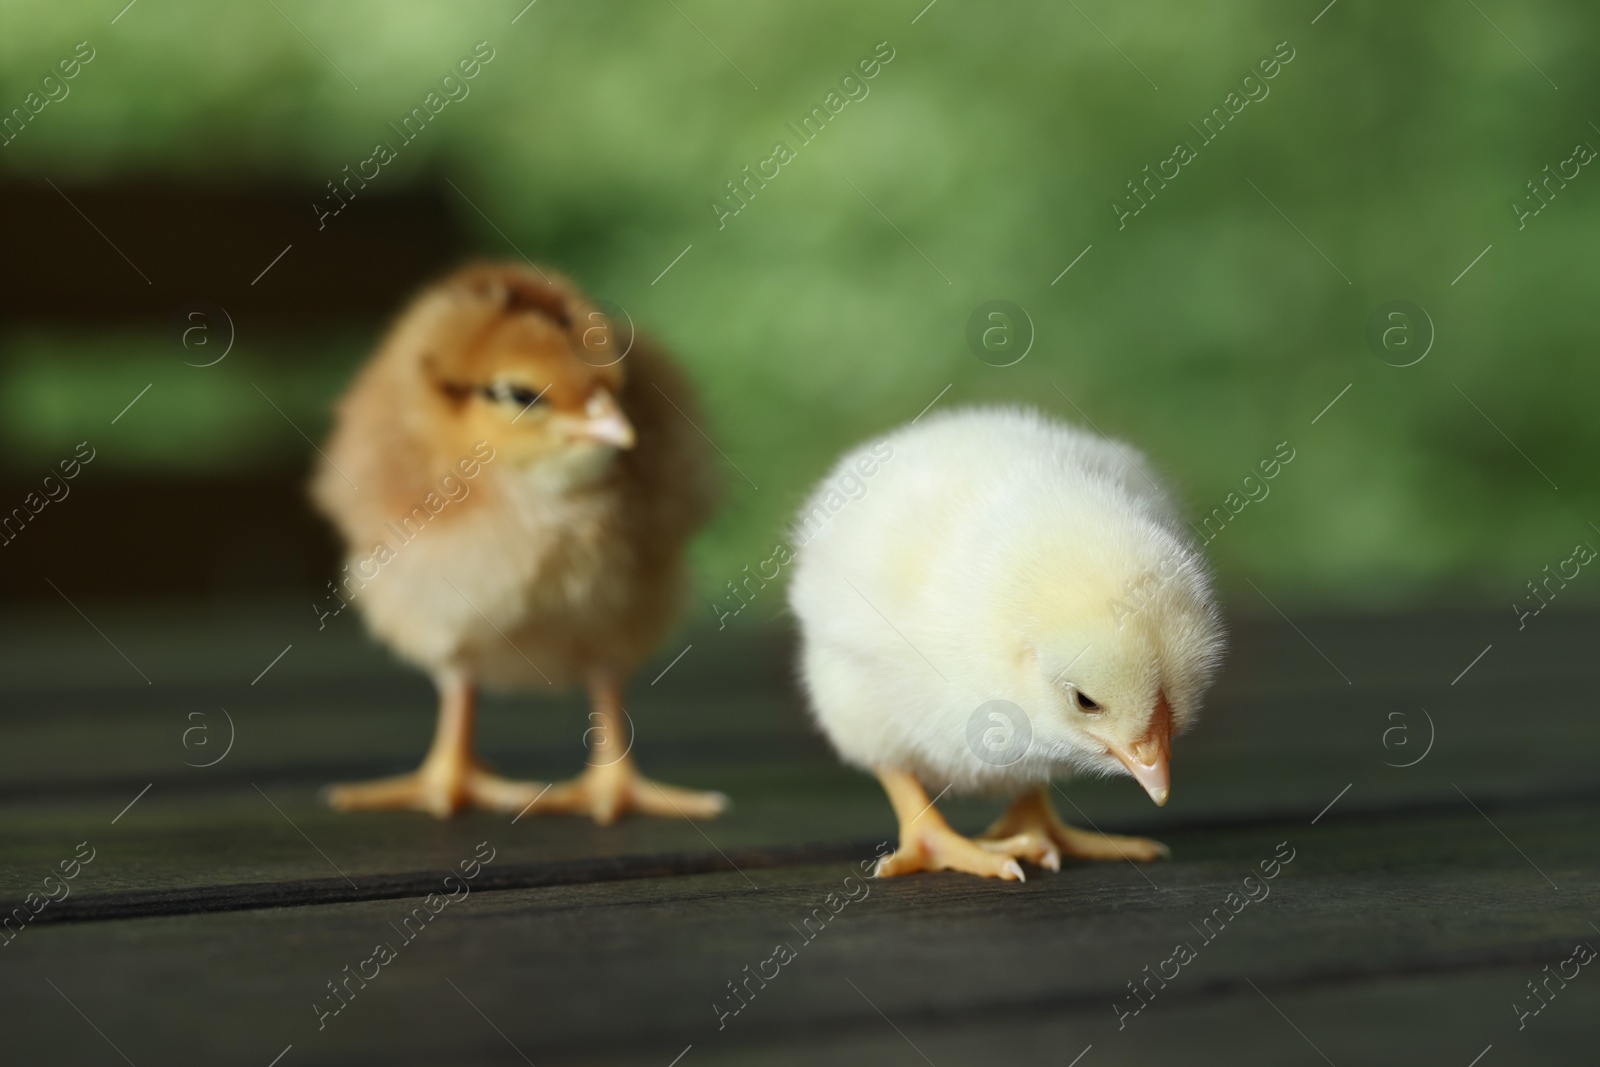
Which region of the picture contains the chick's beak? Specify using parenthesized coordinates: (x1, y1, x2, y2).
(1103, 692, 1173, 807)
(575, 389, 635, 448)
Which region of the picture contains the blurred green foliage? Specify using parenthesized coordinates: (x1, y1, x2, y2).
(2, 0, 1597, 611)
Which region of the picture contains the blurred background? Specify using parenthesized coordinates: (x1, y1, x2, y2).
(1, 0, 1595, 619)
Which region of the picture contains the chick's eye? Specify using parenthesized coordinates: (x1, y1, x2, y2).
(486, 382, 544, 407)
(1073, 690, 1101, 713)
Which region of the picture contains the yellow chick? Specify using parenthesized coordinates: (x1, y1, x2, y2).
(787, 407, 1225, 880)
(312, 261, 724, 823)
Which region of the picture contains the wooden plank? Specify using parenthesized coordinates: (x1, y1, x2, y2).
(2, 805, 1596, 1065)
(3, 609, 1597, 904)
(656, 968, 1598, 1067)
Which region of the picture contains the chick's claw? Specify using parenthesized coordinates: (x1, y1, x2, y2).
(522, 756, 728, 826)
(983, 787, 1171, 864)
(979, 830, 1062, 872)
(324, 762, 548, 820)
(875, 824, 1029, 882)
(871, 767, 1038, 882)
(1056, 825, 1170, 862)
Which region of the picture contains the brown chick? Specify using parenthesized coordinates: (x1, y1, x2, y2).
(311, 261, 724, 823)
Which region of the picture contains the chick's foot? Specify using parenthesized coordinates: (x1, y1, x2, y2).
(871, 766, 1040, 881)
(876, 821, 1040, 881)
(325, 671, 550, 819)
(983, 787, 1170, 863)
(324, 758, 547, 820)
(523, 755, 728, 826)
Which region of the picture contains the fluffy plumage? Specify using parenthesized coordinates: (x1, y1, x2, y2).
(314, 262, 715, 687)
(788, 406, 1225, 879)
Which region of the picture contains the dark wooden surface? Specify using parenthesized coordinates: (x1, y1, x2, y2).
(2, 600, 1597, 1065)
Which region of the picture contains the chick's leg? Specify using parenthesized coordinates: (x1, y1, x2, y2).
(981, 787, 1170, 862)
(520, 672, 728, 826)
(873, 768, 1049, 881)
(324, 670, 546, 819)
